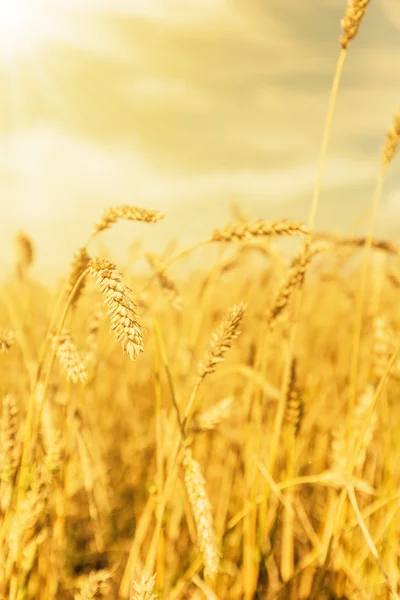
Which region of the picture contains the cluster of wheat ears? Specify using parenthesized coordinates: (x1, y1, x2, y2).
(1, 1, 400, 599)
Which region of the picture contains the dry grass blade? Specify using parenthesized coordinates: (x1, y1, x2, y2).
(211, 220, 308, 242)
(89, 257, 144, 360)
(182, 446, 220, 585)
(199, 303, 245, 378)
(95, 205, 165, 233)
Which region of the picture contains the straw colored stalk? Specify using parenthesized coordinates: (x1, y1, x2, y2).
(89, 258, 144, 360)
(199, 303, 245, 379)
(211, 220, 308, 243)
(130, 573, 158, 600)
(340, 0, 371, 50)
(52, 330, 88, 384)
(95, 205, 165, 234)
(182, 447, 220, 584)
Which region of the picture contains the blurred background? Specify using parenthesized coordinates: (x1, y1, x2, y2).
(0, 0, 400, 281)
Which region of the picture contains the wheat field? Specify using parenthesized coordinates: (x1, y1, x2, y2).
(2, 1, 400, 599)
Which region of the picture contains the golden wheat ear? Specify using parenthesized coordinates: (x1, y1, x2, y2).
(89, 258, 144, 360)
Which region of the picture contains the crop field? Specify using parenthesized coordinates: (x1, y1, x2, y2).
(1, 1, 400, 599)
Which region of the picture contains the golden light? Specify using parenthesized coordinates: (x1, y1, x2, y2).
(0, 0, 39, 58)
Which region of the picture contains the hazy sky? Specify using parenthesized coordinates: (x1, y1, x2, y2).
(1, 0, 400, 278)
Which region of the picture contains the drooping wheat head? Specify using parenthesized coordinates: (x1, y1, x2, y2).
(94, 205, 165, 234)
(89, 258, 144, 360)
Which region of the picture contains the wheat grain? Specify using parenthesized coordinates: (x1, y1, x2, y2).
(194, 397, 234, 431)
(182, 446, 220, 584)
(0, 394, 19, 483)
(65, 247, 91, 306)
(74, 569, 113, 600)
(52, 330, 88, 384)
(211, 220, 308, 242)
(130, 573, 158, 600)
(95, 205, 164, 233)
(199, 303, 245, 378)
(284, 360, 303, 435)
(382, 110, 400, 166)
(340, 0, 371, 50)
(266, 244, 325, 327)
(89, 258, 144, 360)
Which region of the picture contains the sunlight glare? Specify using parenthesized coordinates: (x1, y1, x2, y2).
(0, 0, 42, 58)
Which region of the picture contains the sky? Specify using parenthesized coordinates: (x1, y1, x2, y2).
(0, 0, 400, 279)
